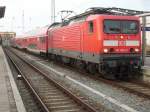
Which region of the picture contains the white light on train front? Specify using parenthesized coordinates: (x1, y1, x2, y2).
(120, 36, 124, 39)
(104, 49, 108, 53)
(135, 48, 139, 52)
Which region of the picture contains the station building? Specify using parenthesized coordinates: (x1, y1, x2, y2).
(0, 32, 16, 46)
(139, 13, 150, 45)
(136, 13, 150, 56)
(138, 14, 150, 55)
(0, 7, 16, 46)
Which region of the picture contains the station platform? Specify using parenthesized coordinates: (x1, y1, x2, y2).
(145, 57, 150, 67)
(0, 46, 26, 112)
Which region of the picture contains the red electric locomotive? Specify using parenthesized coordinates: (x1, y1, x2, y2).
(13, 7, 143, 79)
(47, 8, 141, 79)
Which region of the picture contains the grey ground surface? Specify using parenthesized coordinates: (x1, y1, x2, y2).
(14, 49, 150, 112)
(0, 47, 18, 112)
(145, 57, 150, 66)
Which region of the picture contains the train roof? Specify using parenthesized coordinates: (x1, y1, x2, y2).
(86, 14, 140, 21)
(69, 7, 150, 20)
(16, 25, 50, 39)
(15, 7, 149, 38)
(49, 7, 149, 28)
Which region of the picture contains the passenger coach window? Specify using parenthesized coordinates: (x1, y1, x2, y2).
(39, 37, 45, 43)
(88, 21, 94, 33)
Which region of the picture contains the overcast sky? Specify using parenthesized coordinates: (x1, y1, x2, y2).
(0, 0, 149, 35)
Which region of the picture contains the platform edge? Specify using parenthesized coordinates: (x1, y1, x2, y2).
(2, 47, 27, 112)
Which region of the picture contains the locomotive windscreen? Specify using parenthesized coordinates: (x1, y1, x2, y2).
(104, 20, 138, 34)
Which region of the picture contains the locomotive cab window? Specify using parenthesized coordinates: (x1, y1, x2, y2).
(88, 21, 94, 33)
(104, 20, 121, 34)
(104, 20, 138, 34)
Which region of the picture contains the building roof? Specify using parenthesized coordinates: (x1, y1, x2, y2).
(137, 13, 150, 17)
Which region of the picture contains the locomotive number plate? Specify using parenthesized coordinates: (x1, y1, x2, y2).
(118, 41, 126, 46)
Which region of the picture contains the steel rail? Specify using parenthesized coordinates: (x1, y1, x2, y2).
(4, 48, 50, 112)
(11, 47, 150, 100)
(97, 78, 150, 99)
(6, 48, 98, 112)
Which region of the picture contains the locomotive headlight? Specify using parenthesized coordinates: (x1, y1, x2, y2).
(135, 48, 139, 52)
(120, 36, 124, 39)
(104, 48, 108, 53)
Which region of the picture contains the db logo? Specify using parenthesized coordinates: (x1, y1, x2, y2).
(118, 41, 126, 46)
(62, 36, 66, 41)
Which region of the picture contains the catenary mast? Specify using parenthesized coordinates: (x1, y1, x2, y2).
(51, 0, 55, 23)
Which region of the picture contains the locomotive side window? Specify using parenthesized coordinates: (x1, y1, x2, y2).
(23, 39, 27, 42)
(88, 21, 94, 33)
(48, 32, 51, 37)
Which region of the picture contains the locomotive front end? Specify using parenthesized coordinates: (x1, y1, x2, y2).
(100, 16, 142, 78)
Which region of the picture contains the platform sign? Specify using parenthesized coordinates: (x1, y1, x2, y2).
(141, 27, 150, 31)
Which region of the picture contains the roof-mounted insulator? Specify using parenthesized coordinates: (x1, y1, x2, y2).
(69, 7, 150, 20)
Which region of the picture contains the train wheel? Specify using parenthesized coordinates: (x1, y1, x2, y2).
(87, 63, 96, 74)
(76, 60, 86, 70)
(50, 54, 55, 60)
(133, 68, 143, 80)
(56, 55, 62, 62)
(40, 52, 47, 58)
(62, 56, 71, 64)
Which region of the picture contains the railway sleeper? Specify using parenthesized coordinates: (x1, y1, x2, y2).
(44, 98, 71, 103)
(48, 101, 75, 107)
(50, 104, 79, 111)
(44, 95, 66, 99)
(52, 108, 83, 112)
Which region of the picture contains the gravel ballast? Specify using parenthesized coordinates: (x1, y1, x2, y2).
(13, 49, 150, 112)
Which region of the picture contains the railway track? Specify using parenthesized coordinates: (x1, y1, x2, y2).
(4, 48, 98, 112)
(98, 78, 150, 99)
(10, 48, 150, 100)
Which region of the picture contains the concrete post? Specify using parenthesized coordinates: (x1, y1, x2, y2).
(142, 16, 146, 65)
(51, 0, 55, 23)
